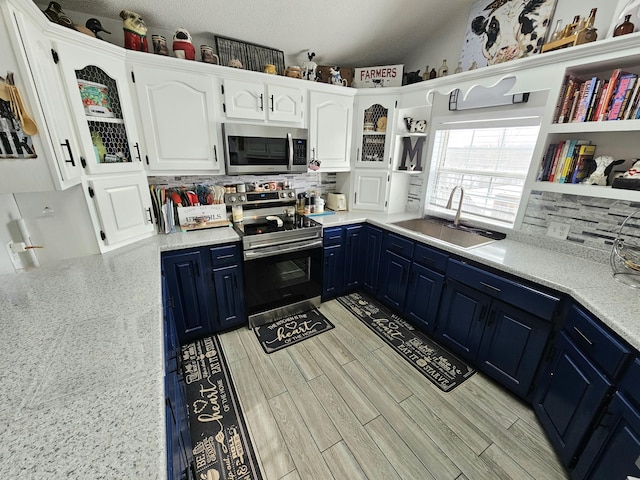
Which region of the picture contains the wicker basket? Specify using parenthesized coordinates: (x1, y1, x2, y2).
(610, 208, 640, 288)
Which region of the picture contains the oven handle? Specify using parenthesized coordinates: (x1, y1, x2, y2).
(287, 132, 293, 171)
(244, 239, 322, 260)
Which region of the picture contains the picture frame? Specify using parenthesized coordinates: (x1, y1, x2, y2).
(459, 0, 558, 70)
(214, 35, 285, 74)
(607, 0, 640, 37)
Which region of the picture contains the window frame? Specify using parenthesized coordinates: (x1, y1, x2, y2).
(422, 107, 544, 229)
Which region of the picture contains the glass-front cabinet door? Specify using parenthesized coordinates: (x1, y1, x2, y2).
(354, 96, 395, 168)
(54, 40, 143, 175)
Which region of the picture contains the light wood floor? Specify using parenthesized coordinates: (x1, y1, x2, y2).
(218, 298, 568, 480)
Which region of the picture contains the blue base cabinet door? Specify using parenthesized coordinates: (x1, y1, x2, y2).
(322, 244, 344, 299)
(163, 249, 216, 343)
(435, 278, 490, 360)
(213, 265, 246, 330)
(572, 392, 640, 480)
(378, 250, 411, 311)
(477, 300, 552, 398)
(360, 225, 382, 295)
(403, 263, 444, 333)
(343, 225, 363, 291)
(533, 332, 612, 466)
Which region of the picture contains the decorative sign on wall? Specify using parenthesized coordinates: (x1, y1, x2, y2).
(352, 64, 404, 88)
(459, 0, 558, 70)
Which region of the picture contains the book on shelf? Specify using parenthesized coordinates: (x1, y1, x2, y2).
(622, 79, 640, 120)
(584, 78, 602, 122)
(607, 73, 637, 120)
(550, 140, 570, 182)
(592, 80, 610, 122)
(560, 139, 591, 183)
(538, 143, 558, 181)
(570, 144, 597, 184)
(547, 141, 565, 183)
(598, 69, 626, 121)
(552, 75, 571, 123)
(572, 78, 594, 123)
(557, 77, 582, 123)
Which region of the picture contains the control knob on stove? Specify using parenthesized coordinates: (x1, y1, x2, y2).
(288, 191, 295, 198)
(228, 195, 237, 203)
(238, 195, 246, 202)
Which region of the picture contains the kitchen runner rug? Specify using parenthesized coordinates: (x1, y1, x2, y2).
(182, 335, 263, 480)
(253, 309, 334, 354)
(337, 292, 475, 392)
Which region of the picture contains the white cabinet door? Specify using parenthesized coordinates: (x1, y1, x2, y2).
(132, 65, 220, 172)
(309, 91, 353, 172)
(86, 172, 154, 249)
(223, 79, 303, 124)
(222, 79, 264, 120)
(352, 169, 388, 211)
(11, 8, 83, 187)
(354, 95, 396, 169)
(54, 40, 143, 175)
(267, 85, 303, 123)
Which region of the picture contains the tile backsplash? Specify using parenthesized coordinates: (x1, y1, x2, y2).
(148, 172, 338, 196)
(521, 191, 640, 254)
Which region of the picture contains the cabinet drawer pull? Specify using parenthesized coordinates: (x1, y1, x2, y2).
(133, 142, 142, 162)
(420, 255, 434, 264)
(573, 326, 594, 346)
(270, 94, 274, 111)
(259, 93, 264, 111)
(216, 254, 234, 261)
(61, 139, 75, 166)
(480, 281, 501, 293)
(146, 207, 153, 223)
(391, 243, 404, 251)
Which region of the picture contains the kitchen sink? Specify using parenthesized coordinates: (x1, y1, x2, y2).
(391, 217, 506, 249)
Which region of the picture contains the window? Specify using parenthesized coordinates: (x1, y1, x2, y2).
(427, 117, 540, 227)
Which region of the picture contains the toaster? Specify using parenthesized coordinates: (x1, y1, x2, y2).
(326, 192, 347, 211)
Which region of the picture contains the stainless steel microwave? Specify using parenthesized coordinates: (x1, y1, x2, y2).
(222, 123, 308, 175)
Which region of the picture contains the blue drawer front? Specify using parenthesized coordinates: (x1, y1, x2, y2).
(565, 304, 631, 380)
(323, 227, 343, 246)
(619, 357, 640, 409)
(447, 259, 560, 321)
(412, 243, 448, 272)
(383, 232, 414, 259)
(209, 244, 239, 267)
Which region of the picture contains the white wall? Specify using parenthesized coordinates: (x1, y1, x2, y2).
(0, 194, 24, 273)
(403, 0, 621, 75)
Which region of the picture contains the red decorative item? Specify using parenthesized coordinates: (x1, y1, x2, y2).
(119, 10, 148, 52)
(172, 28, 195, 60)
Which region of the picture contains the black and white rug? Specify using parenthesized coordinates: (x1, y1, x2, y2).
(337, 292, 475, 392)
(253, 309, 334, 354)
(182, 335, 263, 480)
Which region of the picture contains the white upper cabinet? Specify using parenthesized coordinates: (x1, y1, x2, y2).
(353, 95, 396, 169)
(309, 90, 354, 172)
(222, 78, 303, 124)
(131, 63, 221, 173)
(84, 172, 155, 251)
(54, 39, 143, 175)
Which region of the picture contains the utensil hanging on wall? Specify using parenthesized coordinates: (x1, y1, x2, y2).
(4, 73, 38, 135)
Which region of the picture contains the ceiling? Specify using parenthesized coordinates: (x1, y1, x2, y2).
(50, 0, 476, 67)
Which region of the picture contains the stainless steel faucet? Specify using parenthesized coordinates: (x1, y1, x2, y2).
(446, 185, 465, 226)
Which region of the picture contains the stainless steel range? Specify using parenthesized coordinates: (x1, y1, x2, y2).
(226, 189, 323, 328)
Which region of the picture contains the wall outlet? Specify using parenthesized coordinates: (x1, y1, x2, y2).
(5, 241, 25, 270)
(547, 221, 571, 240)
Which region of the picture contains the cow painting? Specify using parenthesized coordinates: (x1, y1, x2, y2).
(461, 0, 557, 68)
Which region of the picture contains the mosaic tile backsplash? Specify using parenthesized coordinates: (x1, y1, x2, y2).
(522, 191, 640, 253)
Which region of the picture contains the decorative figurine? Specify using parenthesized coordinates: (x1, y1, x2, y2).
(120, 10, 148, 52)
(404, 70, 422, 84)
(85, 18, 111, 40)
(172, 28, 195, 60)
(302, 52, 317, 81)
(329, 67, 347, 86)
(228, 58, 243, 69)
(583, 156, 624, 185)
(42, 1, 64, 23)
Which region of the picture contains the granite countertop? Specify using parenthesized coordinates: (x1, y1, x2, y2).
(0, 215, 637, 478)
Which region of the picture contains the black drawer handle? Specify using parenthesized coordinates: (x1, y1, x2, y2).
(419, 255, 435, 264)
(480, 281, 501, 293)
(573, 326, 594, 346)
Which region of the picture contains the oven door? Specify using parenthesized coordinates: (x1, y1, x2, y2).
(243, 242, 322, 328)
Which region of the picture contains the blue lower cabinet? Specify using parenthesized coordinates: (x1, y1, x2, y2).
(378, 250, 411, 311)
(360, 225, 382, 295)
(403, 263, 444, 333)
(343, 225, 363, 291)
(533, 332, 612, 466)
(322, 244, 344, 299)
(436, 278, 489, 360)
(213, 265, 246, 330)
(477, 300, 552, 398)
(571, 392, 640, 480)
(163, 249, 216, 343)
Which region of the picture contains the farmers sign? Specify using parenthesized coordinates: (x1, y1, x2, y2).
(353, 64, 403, 88)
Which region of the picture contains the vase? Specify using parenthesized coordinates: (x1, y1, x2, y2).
(614, 15, 635, 37)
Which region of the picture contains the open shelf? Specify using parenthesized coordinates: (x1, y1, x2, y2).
(528, 181, 639, 201)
